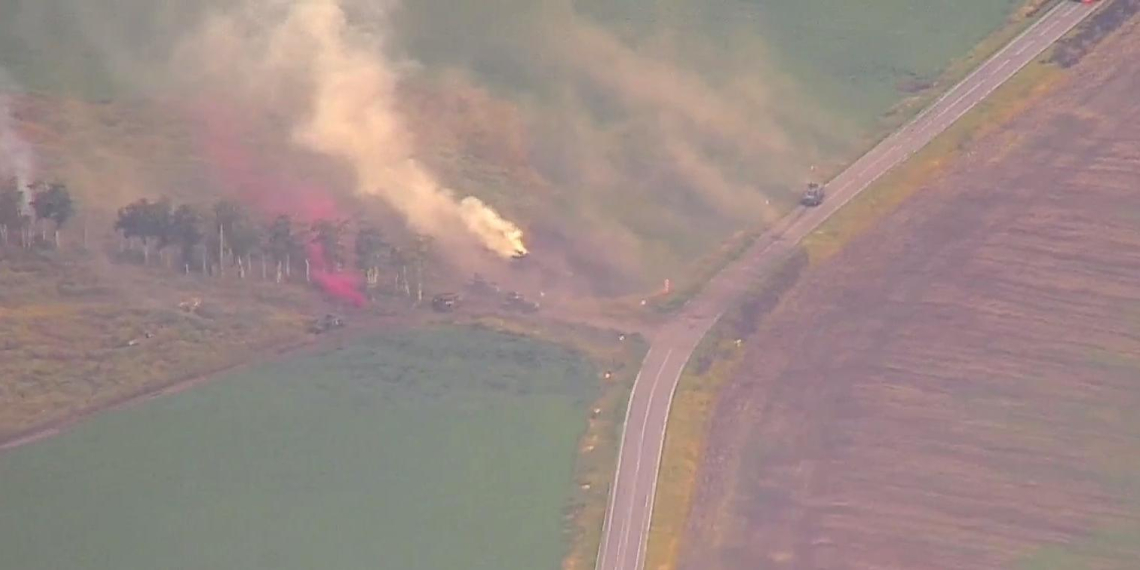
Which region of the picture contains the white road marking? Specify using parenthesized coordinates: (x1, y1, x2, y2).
(614, 349, 672, 567)
(595, 348, 653, 569)
(633, 332, 715, 570)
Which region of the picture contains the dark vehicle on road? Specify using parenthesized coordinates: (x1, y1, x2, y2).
(503, 291, 540, 314)
(308, 314, 345, 334)
(801, 183, 826, 207)
(432, 293, 462, 313)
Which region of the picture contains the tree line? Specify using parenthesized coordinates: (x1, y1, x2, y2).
(0, 178, 75, 248)
(2, 177, 435, 301)
(113, 197, 433, 300)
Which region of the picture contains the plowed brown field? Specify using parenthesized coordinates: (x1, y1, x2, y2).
(681, 17, 1140, 570)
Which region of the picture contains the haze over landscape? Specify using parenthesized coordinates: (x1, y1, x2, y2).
(3, 0, 1138, 569)
(0, 0, 1027, 292)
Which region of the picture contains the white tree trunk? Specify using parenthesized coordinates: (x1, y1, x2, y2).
(416, 264, 423, 303)
(218, 225, 225, 277)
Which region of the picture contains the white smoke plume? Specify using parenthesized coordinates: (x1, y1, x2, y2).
(181, 0, 527, 258)
(0, 67, 35, 206)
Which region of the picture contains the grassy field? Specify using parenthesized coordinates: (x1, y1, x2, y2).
(0, 246, 349, 440)
(0, 326, 599, 570)
(452, 315, 650, 570)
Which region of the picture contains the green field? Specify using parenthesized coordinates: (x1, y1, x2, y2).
(0, 0, 1032, 293)
(0, 327, 598, 570)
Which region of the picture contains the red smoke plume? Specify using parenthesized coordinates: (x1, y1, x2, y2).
(308, 241, 367, 307)
(188, 98, 367, 306)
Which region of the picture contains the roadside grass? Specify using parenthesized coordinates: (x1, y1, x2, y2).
(649, 228, 762, 314)
(869, 0, 1057, 139)
(455, 314, 650, 570)
(562, 336, 647, 570)
(644, 251, 807, 570)
(802, 56, 1065, 265)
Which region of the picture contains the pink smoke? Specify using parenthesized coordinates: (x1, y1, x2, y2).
(186, 98, 368, 306)
(308, 240, 367, 307)
(190, 100, 341, 223)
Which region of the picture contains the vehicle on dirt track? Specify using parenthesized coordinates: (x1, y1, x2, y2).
(502, 291, 540, 314)
(432, 293, 462, 313)
(308, 314, 345, 334)
(802, 183, 826, 207)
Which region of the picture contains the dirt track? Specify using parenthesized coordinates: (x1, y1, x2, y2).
(682, 16, 1140, 570)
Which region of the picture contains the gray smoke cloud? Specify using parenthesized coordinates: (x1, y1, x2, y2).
(0, 68, 35, 203)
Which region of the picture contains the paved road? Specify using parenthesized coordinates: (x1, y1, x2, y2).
(594, 3, 1099, 569)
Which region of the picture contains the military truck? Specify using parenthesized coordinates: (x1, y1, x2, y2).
(801, 183, 826, 207)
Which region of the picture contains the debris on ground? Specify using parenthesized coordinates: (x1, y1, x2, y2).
(307, 314, 345, 334)
(502, 291, 540, 314)
(431, 293, 462, 313)
(178, 297, 202, 314)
